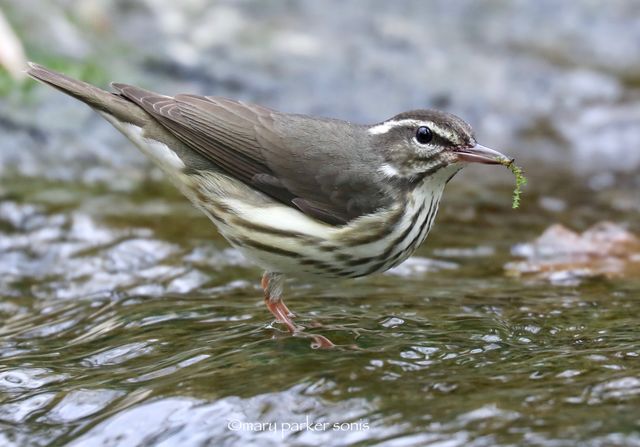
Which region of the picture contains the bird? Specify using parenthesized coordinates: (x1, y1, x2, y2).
(26, 63, 511, 348)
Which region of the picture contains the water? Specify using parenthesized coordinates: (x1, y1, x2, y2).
(2, 1, 640, 445)
(1, 174, 639, 446)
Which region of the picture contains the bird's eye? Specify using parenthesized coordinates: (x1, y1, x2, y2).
(415, 126, 433, 144)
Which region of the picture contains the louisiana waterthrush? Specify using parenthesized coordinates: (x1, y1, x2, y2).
(27, 63, 510, 347)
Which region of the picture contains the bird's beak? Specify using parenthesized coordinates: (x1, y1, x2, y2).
(456, 144, 510, 165)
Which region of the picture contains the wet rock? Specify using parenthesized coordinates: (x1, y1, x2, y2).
(505, 222, 640, 284)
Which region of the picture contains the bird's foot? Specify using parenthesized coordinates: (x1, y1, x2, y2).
(262, 272, 334, 348)
(266, 301, 335, 348)
(265, 298, 299, 333)
(308, 334, 335, 349)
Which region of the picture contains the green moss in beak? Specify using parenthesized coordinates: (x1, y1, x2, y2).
(499, 158, 527, 209)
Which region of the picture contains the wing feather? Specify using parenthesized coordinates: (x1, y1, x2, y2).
(113, 84, 392, 224)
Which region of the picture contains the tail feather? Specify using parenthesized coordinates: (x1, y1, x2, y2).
(26, 62, 148, 126)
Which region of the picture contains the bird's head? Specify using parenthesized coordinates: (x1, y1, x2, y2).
(368, 110, 509, 182)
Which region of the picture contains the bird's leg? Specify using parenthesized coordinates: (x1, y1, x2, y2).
(262, 272, 297, 333)
(261, 272, 334, 349)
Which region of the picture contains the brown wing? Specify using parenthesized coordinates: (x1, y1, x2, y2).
(112, 84, 392, 225)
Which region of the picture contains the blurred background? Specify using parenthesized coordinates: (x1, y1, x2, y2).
(1, 1, 639, 446)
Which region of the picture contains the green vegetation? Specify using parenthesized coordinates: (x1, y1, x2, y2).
(500, 158, 527, 209)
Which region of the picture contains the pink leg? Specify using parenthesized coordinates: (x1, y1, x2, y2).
(262, 272, 297, 332)
(261, 273, 294, 319)
(261, 272, 334, 349)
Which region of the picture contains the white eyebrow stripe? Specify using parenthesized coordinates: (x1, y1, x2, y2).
(368, 119, 424, 135)
(369, 118, 461, 145)
(429, 126, 456, 142)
